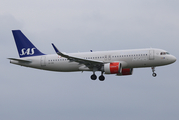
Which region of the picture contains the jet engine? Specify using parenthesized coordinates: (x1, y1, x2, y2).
(104, 62, 133, 76)
(116, 68, 133, 76)
(104, 62, 122, 74)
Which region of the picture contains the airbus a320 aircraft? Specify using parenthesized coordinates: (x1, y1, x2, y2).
(9, 30, 176, 81)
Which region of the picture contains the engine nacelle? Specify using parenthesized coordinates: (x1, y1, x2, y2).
(104, 62, 133, 76)
(104, 62, 122, 74)
(116, 68, 133, 76)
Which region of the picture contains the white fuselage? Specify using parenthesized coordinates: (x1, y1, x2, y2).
(10, 48, 176, 73)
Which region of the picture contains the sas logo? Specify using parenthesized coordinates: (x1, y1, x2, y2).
(20, 48, 36, 56)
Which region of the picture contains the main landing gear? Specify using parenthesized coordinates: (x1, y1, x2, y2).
(151, 67, 157, 77)
(91, 74, 97, 80)
(90, 70, 105, 81)
(99, 75, 105, 81)
(99, 72, 105, 81)
(91, 74, 105, 81)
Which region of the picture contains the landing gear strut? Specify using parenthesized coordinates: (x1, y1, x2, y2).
(91, 68, 97, 80)
(151, 67, 157, 77)
(99, 71, 105, 81)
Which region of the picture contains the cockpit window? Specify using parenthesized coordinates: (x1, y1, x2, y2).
(160, 52, 170, 55)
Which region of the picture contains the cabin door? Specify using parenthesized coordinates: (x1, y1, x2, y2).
(149, 50, 154, 60)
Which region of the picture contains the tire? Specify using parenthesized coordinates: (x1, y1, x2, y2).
(152, 73, 157, 77)
(99, 75, 105, 81)
(91, 74, 97, 80)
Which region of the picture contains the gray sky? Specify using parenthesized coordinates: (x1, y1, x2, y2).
(0, 0, 179, 120)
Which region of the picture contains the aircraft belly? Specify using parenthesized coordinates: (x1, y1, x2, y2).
(46, 62, 80, 72)
(127, 60, 151, 68)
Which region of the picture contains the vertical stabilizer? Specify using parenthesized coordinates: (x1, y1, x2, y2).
(12, 30, 45, 58)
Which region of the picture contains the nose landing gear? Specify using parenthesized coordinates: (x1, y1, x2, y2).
(152, 73, 157, 77)
(152, 67, 157, 77)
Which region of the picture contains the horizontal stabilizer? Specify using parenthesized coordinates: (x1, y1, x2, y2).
(8, 58, 31, 63)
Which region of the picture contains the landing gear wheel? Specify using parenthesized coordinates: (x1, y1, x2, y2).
(99, 75, 105, 81)
(152, 73, 157, 77)
(91, 74, 97, 80)
(151, 67, 157, 77)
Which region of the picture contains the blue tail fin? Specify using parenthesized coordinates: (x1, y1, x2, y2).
(12, 30, 45, 58)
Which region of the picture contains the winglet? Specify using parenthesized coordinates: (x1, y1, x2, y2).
(52, 43, 62, 55)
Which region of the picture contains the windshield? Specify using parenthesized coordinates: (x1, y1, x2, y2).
(160, 52, 170, 55)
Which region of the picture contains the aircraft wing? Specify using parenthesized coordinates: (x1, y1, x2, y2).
(52, 43, 104, 69)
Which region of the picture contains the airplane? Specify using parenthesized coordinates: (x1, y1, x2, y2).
(8, 30, 176, 81)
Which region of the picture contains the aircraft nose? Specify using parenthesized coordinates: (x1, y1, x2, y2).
(170, 55, 176, 63)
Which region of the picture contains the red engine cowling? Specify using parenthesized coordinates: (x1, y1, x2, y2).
(104, 62, 133, 76)
(116, 68, 133, 76)
(104, 62, 122, 74)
